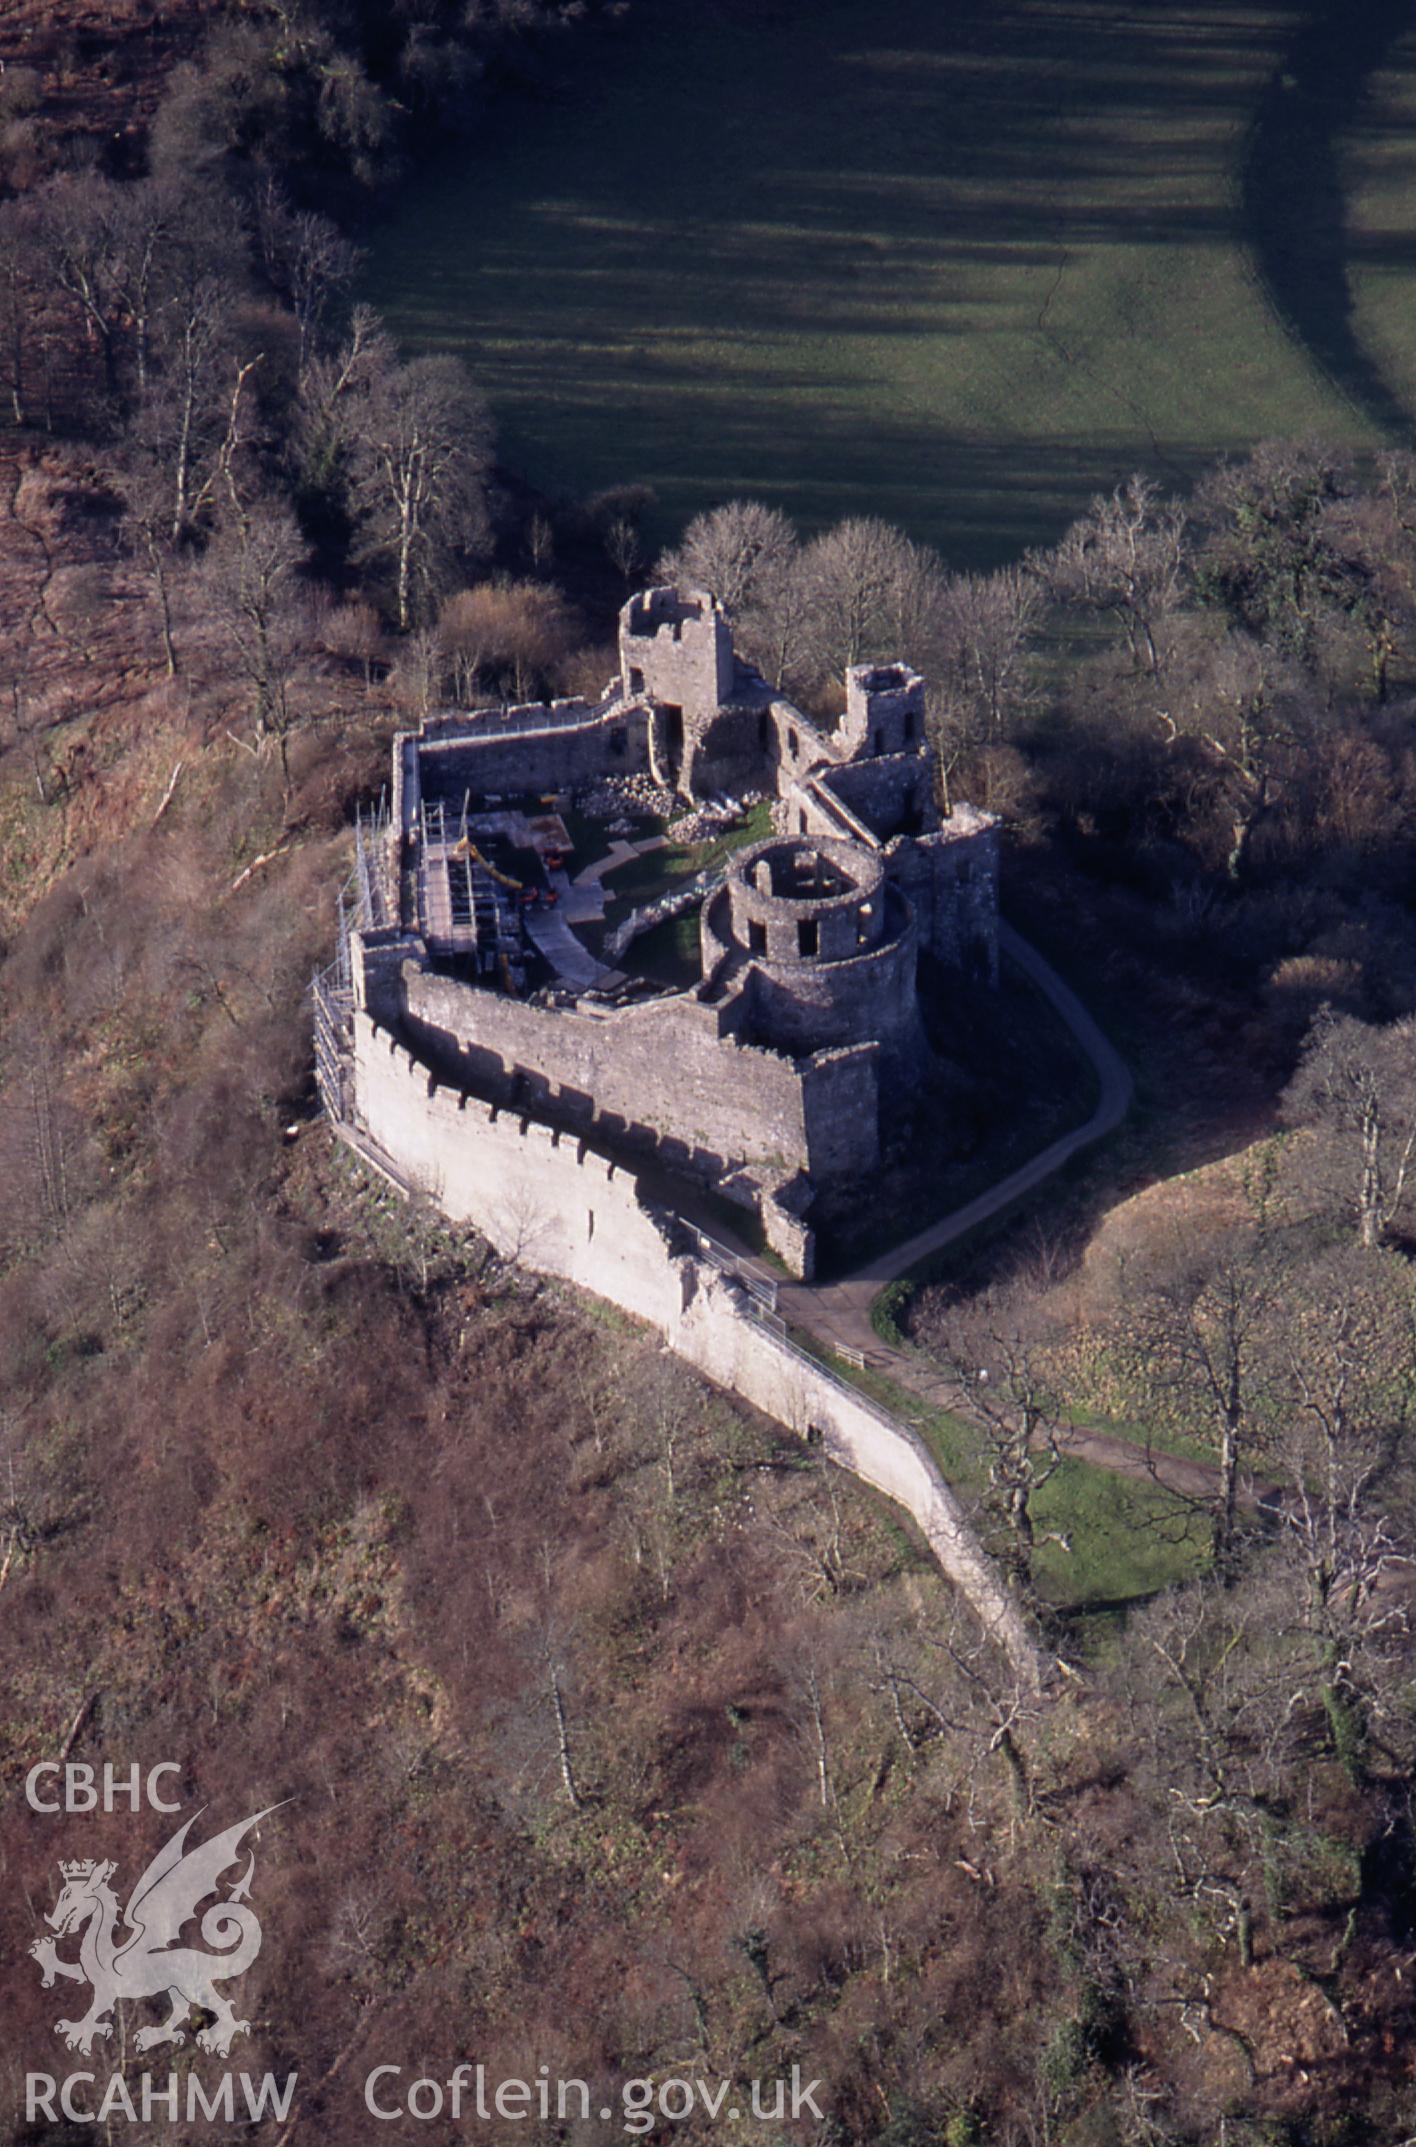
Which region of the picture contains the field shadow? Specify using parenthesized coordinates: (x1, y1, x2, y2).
(1240, 0, 1416, 442)
(365, 0, 1416, 563)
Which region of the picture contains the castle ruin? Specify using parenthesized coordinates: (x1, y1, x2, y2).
(346, 586, 999, 1278)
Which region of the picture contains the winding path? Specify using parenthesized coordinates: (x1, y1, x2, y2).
(727, 925, 1225, 1502)
(775, 920, 1131, 1320)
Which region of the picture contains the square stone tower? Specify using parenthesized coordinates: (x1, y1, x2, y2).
(619, 586, 735, 721)
(837, 662, 927, 760)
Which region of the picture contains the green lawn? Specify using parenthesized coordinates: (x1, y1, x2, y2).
(362, 0, 1415, 568)
(804, 1341, 1202, 1609)
(621, 909, 702, 989)
(593, 798, 774, 943)
(1030, 1459, 1206, 1608)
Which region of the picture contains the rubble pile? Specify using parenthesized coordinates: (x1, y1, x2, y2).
(577, 774, 678, 824)
(666, 791, 763, 845)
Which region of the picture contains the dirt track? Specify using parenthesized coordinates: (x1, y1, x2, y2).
(729, 923, 1236, 1504)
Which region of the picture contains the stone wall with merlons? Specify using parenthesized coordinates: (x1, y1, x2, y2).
(400, 964, 881, 1183)
(349, 1007, 1043, 1690)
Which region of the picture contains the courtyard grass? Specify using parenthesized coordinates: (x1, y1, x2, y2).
(362, 0, 1414, 569)
(587, 796, 774, 971)
(600, 797, 774, 925)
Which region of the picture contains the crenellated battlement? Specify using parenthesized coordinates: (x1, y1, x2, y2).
(342, 582, 1000, 1280)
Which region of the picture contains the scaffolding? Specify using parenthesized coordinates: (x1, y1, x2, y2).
(415, 795, 524, 980)
(311, 790, 391, 1129)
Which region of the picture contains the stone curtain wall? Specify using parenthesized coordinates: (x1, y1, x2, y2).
(796, 1047, 881, 1180)
(401, 967, 880, 1183)
(674, 1273, 1042, 1689)
(412, 705, 653, 803)
(350, 1010, 1043, 1689)
(354, 1012, 688, 1329)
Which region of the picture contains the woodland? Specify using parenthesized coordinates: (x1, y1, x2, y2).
(2, 5, 1416, 2145)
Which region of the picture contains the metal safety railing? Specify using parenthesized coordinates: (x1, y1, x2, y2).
(687, 1224, 779, 1314)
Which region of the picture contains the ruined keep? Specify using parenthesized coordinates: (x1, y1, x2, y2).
(344, 586, 1000, 1278)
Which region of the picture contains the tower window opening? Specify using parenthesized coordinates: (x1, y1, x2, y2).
(873, 727, 884, 755)
(749, 920, 767, 956)
(629, 667, 644, 693)
(798, 918, 819, 958)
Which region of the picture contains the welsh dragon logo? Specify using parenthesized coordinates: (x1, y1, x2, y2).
(28, 1806, 279, 2058)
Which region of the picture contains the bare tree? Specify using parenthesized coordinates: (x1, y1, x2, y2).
(391, 625, 447, 722)
(1126, 1227, 1286, 1577)
(108, 176, 200, 399)
(203, 497, 309, 774)
(657, 499, 796, 620)
(1046, 474, 1187, 676)
(926, 566, 1041, 807)
(868, 1597, 1045, 1822)
(800, 516, 939, 682)
(928, 1298, 1070, 1596)
(1269, 1256, 1415, 1765)
(345, 348, 492, 631)
(33, 173, 129, 399)
(253, 180, 361, 382)
(314, 48, 392, 188)
(295, 302, 392, 509)
(0, 197, 41, 427)
(439, 579, 577, 704)
(119, 456, 183, 678)
(1167, 627, 1308, 880)
(784, 1639, 839, 1814)
(1130, 1579, 1294, 1826)
(635, 1357, 698, 1509)
(525, 510, 555, 575)
(581, 483, 655, 593)
(1285, 1012, 1416, 1249)
(128, 278, 256, 548)
(499, 1594, 594, 1817)
(147, 25, 286, 185)
(1304, 451, 1416, 701)
(323, 598, 386, 689)
(1193, 437, 1355, 664)
(0, 1404, 82, 1600)
(603, 512, 642, 589)
(739, 538, 813, 692)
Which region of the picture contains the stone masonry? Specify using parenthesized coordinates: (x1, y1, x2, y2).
(349, 585, 1000, 1278)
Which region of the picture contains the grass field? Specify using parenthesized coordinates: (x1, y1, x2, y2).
(1341, 24, 1416, 428)
(362, 0, 1416, 569)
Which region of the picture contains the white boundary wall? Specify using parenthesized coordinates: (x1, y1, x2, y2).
(353, 1012, 1043, 1687)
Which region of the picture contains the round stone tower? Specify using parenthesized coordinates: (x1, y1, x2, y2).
(705, 836, 924, 1065)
